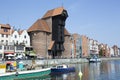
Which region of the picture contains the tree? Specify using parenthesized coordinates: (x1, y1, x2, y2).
(99, 49, 103, 57)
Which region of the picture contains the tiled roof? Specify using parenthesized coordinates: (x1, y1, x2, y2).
(0, 24, 11, 29)
(11, 29, 15, 34)
(42, 7, 64, 19)
(28, 19, 50, 33)
(18, 30, 24, 35)
(64, 28, 70, 36)
(48, 41, 55, 50)
(28, 7, 70, 36)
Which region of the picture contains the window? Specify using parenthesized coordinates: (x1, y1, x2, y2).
(4, 28, 8, 32)
(10, 46, 14, 50)
(14, 35, 17, 38)
(4, 46, 6, 50)
(24, 35, 26, 39)
(7, 46, 9, 50)
(16, 46, 24, 50)
(0, 46, 2, 50)
(1, 40, 4, 43)
(2, 34, 4, 37)
(0, 54, 2, 58)
(6, 35, 8, 38)
(6, 40, 8, 45)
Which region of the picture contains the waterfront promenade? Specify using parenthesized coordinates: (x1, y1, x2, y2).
(1, 57, 120, 68)
(5, 57, 120, 67)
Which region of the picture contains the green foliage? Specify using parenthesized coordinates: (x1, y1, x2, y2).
(99, 49, 103, 57)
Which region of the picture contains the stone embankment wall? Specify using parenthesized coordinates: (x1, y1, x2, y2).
(20, 58, 88, 66)
(101, 57, 120, 61)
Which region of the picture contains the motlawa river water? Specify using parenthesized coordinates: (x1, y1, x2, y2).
(16, 60, 120, 80)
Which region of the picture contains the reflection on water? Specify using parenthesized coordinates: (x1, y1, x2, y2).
(76, 60, 120, 80)
(51, 60, 120, 80)
(7, 60, 120, 80)
(13, 75, 51, 80)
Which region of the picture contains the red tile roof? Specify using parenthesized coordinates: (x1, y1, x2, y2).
(0, 24, 11, 29)
(42, 7, 64, 19)
(28, 19, 50, 33)
(28, 7, 70, 36)
(48, 41, 55, 50)
(64, 28, 70, 36)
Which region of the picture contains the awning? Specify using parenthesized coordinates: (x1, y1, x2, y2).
(6, 61, 12, 64)
(29, 53, 36, 56)
(4, 51, 14, 54)
(6, 54, 15, 57)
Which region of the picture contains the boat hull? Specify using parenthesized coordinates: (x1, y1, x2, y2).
(89, 58, 101, 63)
(51, 67, 75, 73)
(0, 68, 51, 80)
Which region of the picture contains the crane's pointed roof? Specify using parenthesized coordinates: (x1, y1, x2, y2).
(42, 7, 65, 19)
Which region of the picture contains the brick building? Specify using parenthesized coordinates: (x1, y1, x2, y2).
(71, 34, 89, 58)
(99, 44, 110, 57)
(28, 7, 71, 59)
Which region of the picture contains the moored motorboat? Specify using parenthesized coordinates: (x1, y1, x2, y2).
(89, 57, 101, 63)
(0, 68, 51, 80)
(88, 54, 101, 63)
(51, 64, 75, 74)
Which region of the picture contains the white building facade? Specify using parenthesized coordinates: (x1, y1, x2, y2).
(19, 30, 30, 47)
(110, 48, 114, 57)
(0, 24, 11, 45)
(0, 23, 30, 59)
(10, 30, 20, 45)
(10, 30, 30, 46)
(89, 39, 99, 55)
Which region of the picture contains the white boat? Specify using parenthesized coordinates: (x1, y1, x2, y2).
(89, 58, 101, 62)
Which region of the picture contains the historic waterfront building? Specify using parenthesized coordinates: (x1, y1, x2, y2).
(71, 33, 89, 58)
(28, 7, 71, 59)
(112, 45, 119, 56)
(89, 39, 99, 56)
(0, 24, 11, 45)
(10, 30, 30, 46)
(0, 23, 30, 59)
(98, 44, 110, 57)
(71, 33, 81, 58)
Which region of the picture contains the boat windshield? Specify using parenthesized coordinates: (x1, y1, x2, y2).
(57, 65, 67, 68)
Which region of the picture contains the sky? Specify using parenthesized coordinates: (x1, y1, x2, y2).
(0, 0, 120, 47)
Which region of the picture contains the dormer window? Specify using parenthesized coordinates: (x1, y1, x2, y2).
(6, 35, 8, 38)
(15, 35, 17, 38)
(4, 28, 8, 32)
(24, 35, 26, 39)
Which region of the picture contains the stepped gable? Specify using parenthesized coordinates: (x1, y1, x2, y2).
(28, 19, 50, 33)
(42, 7, 64, 19)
